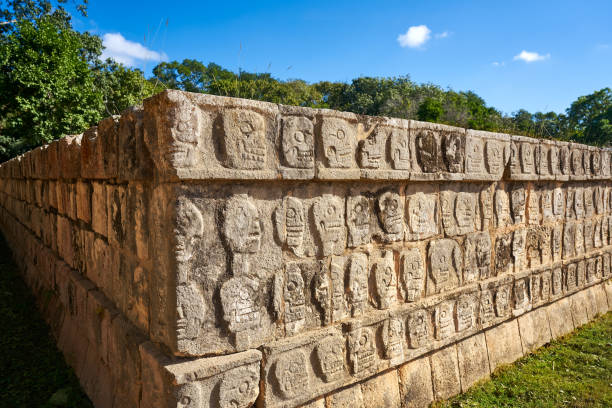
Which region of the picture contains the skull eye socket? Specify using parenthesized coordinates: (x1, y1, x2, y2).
(287, 208, 296, 218)
(335, 129, 346, 140)
(293, 131, 305, 143)
(326, 205, 336, 216)
(180, 396, 191, 405)
(240, 121, 254, 134)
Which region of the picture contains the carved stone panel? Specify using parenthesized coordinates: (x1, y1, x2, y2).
(464, 232, 492, 282)
(527, 188, 540, 225)
(382, 317, 405, 364)
(372, 251, 397, 310)
(273, 350, 310, 399)
(552, 267, 563, 296)
(465, 135, 484, 174)
(512, 277, 531, 316)
(358, 130, 386, 169)
(441, 189, 477, 236)
(495, 232, 513, 276)
(480, 188, 493, 229)
(571, 149, 584, 176)
(407, 309, 430, 349)
(552, 224, 562, 262)
(495, 284, 511, 317)
(314, 336, 346, 383)
(389, 128, 411, 170)
(510, 185, 526, 224)
(479, 290, 495, 324)
(415, 130, 441, 172)
(220, 276, 261, 350)
(282, 116, 314, 168)
(559, 145, 570, 175)
(512, 229, 527, 273)
(376, 190, 405, 242)
(274, 197, 305, 256)
(495, 188, 511, 228)
(456, 294, 476, 332)
(330, 256, 348, 322)
(346, 194, 371, 248)
(584, 187, 594, 218)
(348, 325, 377, 376)
(566, 263, 577, 291)
(283, 263, 306, 335)
(563, 222, 575, 259)
(485, 139, 506, 176)
(435, 300, 455, 340)
(406, 190, 438, 241)
(176, 282, 206, 352)
(347, 253, 368, 317)
(400, 248, 425, 303)
(428, 239, 462, 294)
(221, 109, 267, 169)
(313, 194, 346, 256)
(553, 187, 564, 217)
(223, 194, 262, 263)
(218, 365, 260, 408)
(520, 142, 535, 174)
(541, 187, 553, 222)
(321, 117, 356, 168)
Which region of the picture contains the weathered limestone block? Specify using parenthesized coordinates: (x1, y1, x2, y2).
(360, 370, 401, 408)
(485, 320, 524, 372)
(430, 345, 461, 400)
(456, 333, 490, 391)
(398, 355, 434, 408)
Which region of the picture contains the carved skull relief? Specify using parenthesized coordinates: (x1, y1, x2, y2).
(407, 192, 437, 239)
(220, 276, 260, 335)
(222, 109, 266, 169)
(314, 336, 345, 382)
(383, 317, 405, 363)
(175, 197, 204, 274)
(321, 117, 356, 168)
(274, 350, 309, 399)
(495, 285, 511, 317)
(358, 130, 385, 168)
(377, 191, 404, 239)
(218, 366, 260, 408)
(435, 300, 455, 340)
(313, 194, 345, 256)
(400, 248, 424, 302)
(389, 129, 410, 170)
(176, 282, 206, 346)
(176, 383, 202, 408)
(408, 309, 430, 349)
(480, 290, 495, 324)
(416, 130, 440, 172)
(349, 326, 376, 375)
(456, 295, 476, 332)
(346, 195, 371, 247)
(485, 140, 504, 175)
(223, 194, 262, 255)
(443, 133, 464, 173)
(348, 253, 368, 317)
(495, 189, 511, 228)
(282, 116, 314, 168)
(428, 239, 462, 294)
(466, 135, 484, 173)
(284, 264, 306, 334)
(373, 251, 397, 309)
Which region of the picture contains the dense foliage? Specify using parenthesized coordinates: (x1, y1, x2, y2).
(0, 0, 160, 161)
(0, 1, 611, 163)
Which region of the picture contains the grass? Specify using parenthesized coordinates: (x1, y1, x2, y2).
(0, 234, 92, 408)
(435, 311, 612, 408)
(0, 229, 610, 408)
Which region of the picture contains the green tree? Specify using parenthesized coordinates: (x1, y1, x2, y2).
(417, 98, 444, 122)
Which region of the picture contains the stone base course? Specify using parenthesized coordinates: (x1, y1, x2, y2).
(0, 90, 611, 407)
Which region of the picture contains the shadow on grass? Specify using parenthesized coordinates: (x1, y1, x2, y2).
(0, 234, 92, 408)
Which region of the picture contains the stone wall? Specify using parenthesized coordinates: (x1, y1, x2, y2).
(0, 89, 611, 408)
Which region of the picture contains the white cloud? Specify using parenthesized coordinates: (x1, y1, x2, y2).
(435, 31, 449, 39)
(101, 32, 167, 66)
(492, 61, 505, 67)
(397, 25, 431, 48)
(513, 50, 550, 63)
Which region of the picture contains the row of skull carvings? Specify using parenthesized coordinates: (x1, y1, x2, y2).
(151, 94, 612, 181)
(217, 229, 612, 348)
(208, 183, 612, 266)
(259, 251, 611, 405)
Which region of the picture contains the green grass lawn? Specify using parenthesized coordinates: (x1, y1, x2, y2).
(436, 311, 612, 408)
(0, 235, 92, 408)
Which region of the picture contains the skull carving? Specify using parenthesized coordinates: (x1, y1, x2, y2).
(282, 116, 314, 168)
(495, 189, 511, 228)
(348, 253, 368, 317)
(416, 130, 440, 172)
(220, 276, 260, 335)
(313, 194, 345, 256)
(520, 142, 534, 173)
(400, 248, 424, 302)
(284, 264, 305, 334)
(408, 309, 430, 348)
(495, 285, 510, 317)
(175, 197, 204, 272)
(455, 192, 474, 230)
(321, 117, 356, 168)
(176, 282, 205, 346)
(571, 149, 583, 175)
(315, 336, 345, 382)
(485, 140, 504, 175)
(218, 366, 260, 408)
(443, 133, 464, 172)
(382, 318, 404, 362)
(275, 197, 305, 256)
(223, 194, 262, 255)
(390, 129, 410, 170)
(346, 195, 371, 247)
(480, 290, 495, 324)
(176, 383, 202, 408)
(377, 191, 404, 238)
(222, 109, 266, 169)
(145, 92, 203, 171)
(407, 192, 437, 239)
(358, 130, 385, 168)
(435, 300, 455, 340)
(456, 295, 475, 332)
(428, 239, 462, 294)
(511, 186, 526, 224)
(274, 350, 309, 399)
(373, 251, 397, 309)
(349, 326, 376, 375)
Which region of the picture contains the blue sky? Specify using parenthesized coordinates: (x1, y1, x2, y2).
(73, 0, 612, 115)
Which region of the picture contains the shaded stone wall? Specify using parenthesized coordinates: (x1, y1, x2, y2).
(0, 90, 611, 408)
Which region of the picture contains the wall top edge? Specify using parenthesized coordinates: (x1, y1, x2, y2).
(0, 89, 610, 182)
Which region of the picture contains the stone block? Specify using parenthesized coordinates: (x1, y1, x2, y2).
(76, 181, 92, 224)
(106, 184, 127, 248)
(485, 320, 524, 372)
(430, 345, 460, 401)
(398, 356, 434, 408)
(326, 383, 364, 408)
(592, 283, 609, 316)
(518, 307, 552, 353)
(604, 280, 612, 311)
(546, 297, 575, 338)
(91, 181, 107, 237)
(456, 333, 490, 391)
(569, 290, 590, 327)
(360, 370, 401, 408)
